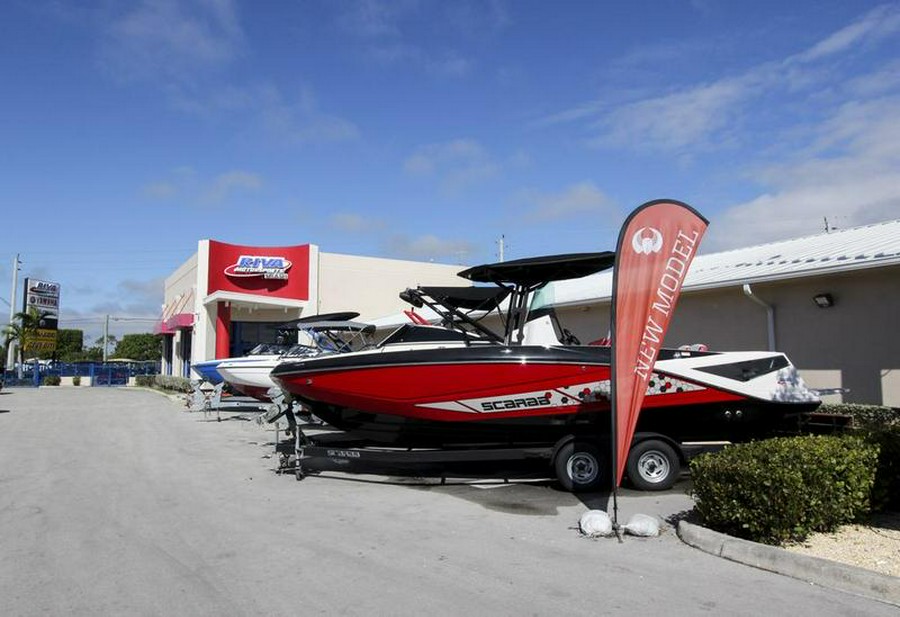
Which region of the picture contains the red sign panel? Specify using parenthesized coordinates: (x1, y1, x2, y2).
(207, 241, 310, 300)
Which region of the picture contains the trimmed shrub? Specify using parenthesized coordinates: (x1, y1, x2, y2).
(134, 375, 155, 388)
(855, 424, 900, 511)
(42, 375, 61, 386)
(153, 375, 192, 393)
(818, 403, 899, 429)
(691, 435, 879, 545)
(816, 403, 900, 511)
(72, 375, 81, 386)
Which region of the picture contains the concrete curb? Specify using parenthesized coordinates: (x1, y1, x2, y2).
(677, 520, 899, 607)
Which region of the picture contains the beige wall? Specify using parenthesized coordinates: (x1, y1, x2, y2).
(163, 254, 197, 306)
(317, 252, 466, 320)
(550, 265, 900, 406)
(162, 254, 198, 378)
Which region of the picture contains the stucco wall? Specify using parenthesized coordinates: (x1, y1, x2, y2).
(317, 252, 466, 320)
(163, 254, 197, 305)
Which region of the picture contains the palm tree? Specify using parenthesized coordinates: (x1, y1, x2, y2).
(2, 307, 44, 377)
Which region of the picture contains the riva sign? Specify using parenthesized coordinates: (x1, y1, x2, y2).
(206, 241, 310, 300)
(224, 255, 292, 280)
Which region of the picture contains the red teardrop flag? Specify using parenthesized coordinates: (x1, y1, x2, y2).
(611, 199, 708, 486)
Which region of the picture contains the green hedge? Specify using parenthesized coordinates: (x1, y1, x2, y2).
(855, 424, 900, 511)
(134, 375, 155, 388)
(151, 375, 192, 393)
(41, 375, 61, 386)
(818, 403, 899, 428)
(816, 403, 900, 511)
(690, 435, 878, 545)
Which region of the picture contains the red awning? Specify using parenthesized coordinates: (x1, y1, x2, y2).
(154, 312, 194, 335)
(154, 321, 175, 335)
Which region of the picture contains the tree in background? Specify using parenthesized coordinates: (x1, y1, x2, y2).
(93, 335, 118, 359)
(56, 329, 84, 362)
(113, 333, 162, 361)
(79, 345, 104, 362)
(2, 307, 44, 370)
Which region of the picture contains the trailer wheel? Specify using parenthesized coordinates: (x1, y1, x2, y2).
(626, 439, 680, 491)
(554, 441, 605, 492)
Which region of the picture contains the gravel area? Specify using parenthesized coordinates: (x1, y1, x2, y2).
(785, 512, 900, 578)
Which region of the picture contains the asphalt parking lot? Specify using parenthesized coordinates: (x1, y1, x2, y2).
(0, 387, 895, 616)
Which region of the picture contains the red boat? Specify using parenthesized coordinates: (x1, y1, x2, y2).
(271, 253, 821, 490)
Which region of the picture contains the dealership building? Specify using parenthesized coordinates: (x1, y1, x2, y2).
(159, 220, 900, 407)
(157, 240, 464, 379)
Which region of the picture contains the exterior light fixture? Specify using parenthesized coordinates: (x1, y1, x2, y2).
(813, 293, 834, 308)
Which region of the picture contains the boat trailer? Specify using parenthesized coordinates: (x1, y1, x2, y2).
(186, 381, 270, 421)
(262, 391, 624, 492)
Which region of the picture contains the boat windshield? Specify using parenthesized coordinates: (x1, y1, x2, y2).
(248, 343, 292, 356)
(281, 324, 375, 357)
(529, 282, 556, 313)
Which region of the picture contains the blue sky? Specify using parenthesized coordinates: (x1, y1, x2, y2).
(2, 0, 899, 342)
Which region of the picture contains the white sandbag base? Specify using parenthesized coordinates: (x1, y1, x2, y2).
(578, 511, 660, 538)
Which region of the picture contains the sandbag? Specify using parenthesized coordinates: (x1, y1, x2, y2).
(623, 513, 660, 537)
(578, 510, 613, 537)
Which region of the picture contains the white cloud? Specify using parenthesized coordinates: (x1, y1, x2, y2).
(141, 168, 262, 206)
(337, 0, 486, 78)
(203, 170, 262, 204)
(542, 5, 900, 155)
(588, 77, 751, 151)
(118, 278, 165, 311)
(527, 4, 900, 252)
(705, 96, 900, 250)
(793, 4, 900, 63)
(336, 0, 416, 38)
(845, 59, 900, 97)
(141, 182, 177, 199)
(364, 42, 473, 77)
(256, 84, 360, 144)
(99, 0, 243, 83)
(404, 139, 499, 193)
(95, 3, 358, 147)
(384, 234, 476, 262)
(330, 213, 385, 233)
(518, 182, 617, 223)
(425, 51, 472, 78)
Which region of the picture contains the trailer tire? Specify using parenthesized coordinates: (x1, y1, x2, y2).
(554, 441, 605, 492)
(626, 439, 680, 491)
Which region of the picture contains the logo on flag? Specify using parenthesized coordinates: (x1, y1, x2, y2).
(631, 227, 664, 254)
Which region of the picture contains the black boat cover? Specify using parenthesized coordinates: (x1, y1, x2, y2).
(457, 252, 615, 286)
(278, 311, 361, 328)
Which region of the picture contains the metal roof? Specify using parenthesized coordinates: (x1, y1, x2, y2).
(548, 219, 900, 306)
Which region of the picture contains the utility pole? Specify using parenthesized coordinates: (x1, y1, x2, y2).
(498, 235, 505, 262)
(103, 314, 109, 362)
(6, 254, 21, 370)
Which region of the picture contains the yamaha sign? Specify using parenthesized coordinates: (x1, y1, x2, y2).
(23, 277, 61, 353)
